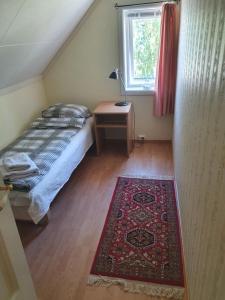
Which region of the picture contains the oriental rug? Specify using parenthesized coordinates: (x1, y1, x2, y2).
(88, 177, 185, 299)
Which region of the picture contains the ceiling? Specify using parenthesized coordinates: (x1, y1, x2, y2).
(0, 0, 95, 89)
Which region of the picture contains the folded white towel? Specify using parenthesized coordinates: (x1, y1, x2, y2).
(3, 153, 32, 171)
(0, 158, 39, 180)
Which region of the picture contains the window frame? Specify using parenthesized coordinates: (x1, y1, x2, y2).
(118, 4, 162, 96)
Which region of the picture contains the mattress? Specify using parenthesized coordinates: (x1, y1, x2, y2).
(9, 117, 94, 224)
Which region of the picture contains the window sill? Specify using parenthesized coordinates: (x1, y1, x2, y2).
(123, 90, 156, 96)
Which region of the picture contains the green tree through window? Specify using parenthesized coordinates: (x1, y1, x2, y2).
(132, 17, 161, 80)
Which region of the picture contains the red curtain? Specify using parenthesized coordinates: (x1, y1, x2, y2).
(154, 3, 178, 117)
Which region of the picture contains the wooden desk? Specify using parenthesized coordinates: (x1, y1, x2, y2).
(93, 101, 134, 156)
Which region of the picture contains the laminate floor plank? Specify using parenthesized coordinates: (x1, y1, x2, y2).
(17, 142, 187, 300)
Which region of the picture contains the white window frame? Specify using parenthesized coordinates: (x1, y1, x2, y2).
(118, 4, 162, 96)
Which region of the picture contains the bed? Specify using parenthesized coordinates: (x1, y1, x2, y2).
(1, 116, 94, 224)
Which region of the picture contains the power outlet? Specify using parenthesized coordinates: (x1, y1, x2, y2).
(138, 134, 146, 141)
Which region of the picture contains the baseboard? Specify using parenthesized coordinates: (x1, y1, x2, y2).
(135, 139, 172, 143)
(174, 179, 190, 300)
(103, 138, 126, 143)
(104, 138, 172, 143)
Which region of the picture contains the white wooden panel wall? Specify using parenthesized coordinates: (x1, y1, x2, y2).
(174, 0, 225, 299)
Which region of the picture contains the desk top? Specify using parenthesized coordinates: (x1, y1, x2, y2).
(93, 101, 131, 114)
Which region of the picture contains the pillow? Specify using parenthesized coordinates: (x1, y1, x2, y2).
(42, 103, 91, 118)
(31, 117, 86, 129)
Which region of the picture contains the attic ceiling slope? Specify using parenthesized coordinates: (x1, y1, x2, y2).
(0, 0, 95, 90)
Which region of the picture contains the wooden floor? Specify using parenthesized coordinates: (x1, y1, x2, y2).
(17, 142, 187, 300)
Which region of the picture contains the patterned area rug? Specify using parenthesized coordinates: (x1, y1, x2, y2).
(88, 177, 185, 299)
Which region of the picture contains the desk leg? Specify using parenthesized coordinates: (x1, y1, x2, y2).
(126, 109, 134, 157)
(95, 128, 100, 156)
(94, 117, 103, 155)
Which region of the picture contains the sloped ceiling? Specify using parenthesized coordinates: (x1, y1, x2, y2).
(0, 0, 95, 89)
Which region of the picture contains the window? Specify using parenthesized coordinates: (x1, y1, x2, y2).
(120, 5, 162, 94)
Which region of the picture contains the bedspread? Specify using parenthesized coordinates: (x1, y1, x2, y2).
(0, 128, 78, 192)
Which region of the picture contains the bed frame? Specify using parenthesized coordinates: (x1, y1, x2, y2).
(12, 206, 49, 225)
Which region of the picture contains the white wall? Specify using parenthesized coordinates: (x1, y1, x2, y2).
(0, 77, 47, 149)
(44, 0, 173, 140)
(174, 0, 225, 299)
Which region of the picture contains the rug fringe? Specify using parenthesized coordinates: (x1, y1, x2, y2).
(120, 174, 174, 180)
(87, 275, 184, 299)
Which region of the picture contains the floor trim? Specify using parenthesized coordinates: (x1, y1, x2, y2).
(174, 179, 190, 300)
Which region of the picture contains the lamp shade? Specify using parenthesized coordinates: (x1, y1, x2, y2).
(109, 68, 119, 80)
